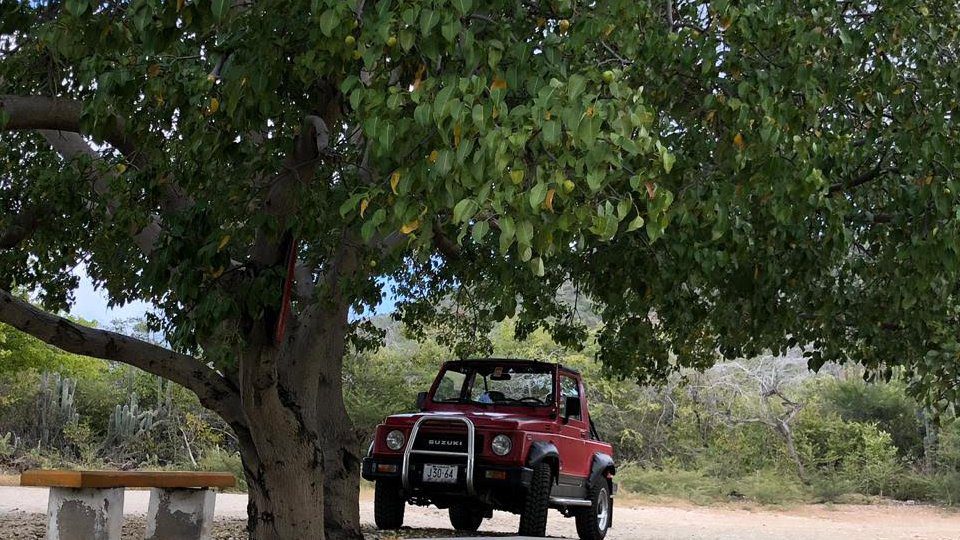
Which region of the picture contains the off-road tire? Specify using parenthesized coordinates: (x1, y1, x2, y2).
(449, 504, 484, 531)
(518, 462, 552, 536)
(575, 475, 612, 540)
(374, 480, 405, 529)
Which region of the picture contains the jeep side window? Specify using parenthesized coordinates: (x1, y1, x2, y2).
(558, 375, 582, 421)
(433, 369, 466, 402)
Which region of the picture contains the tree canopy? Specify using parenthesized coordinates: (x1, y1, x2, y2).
(1, 0, 959, 536)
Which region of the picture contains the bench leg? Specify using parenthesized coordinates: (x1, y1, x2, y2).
(46, 487, 124, 540)
(145, 488, 216, 540)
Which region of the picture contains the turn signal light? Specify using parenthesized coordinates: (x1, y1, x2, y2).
(485, 470, 507, 480)
(377, 464, 398, 473)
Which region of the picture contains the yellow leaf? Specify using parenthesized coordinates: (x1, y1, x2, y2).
(585, 106, 595, 118)
(412, 64, 426, 91)
(115, 163, 127, 174)
(206, 97, 220, 115)
(705, 110, 716, 123)
(390, 171, 401, 194)
(721, 17, 733, 30)
(645, 181, 657, 200)
(360, 198, 369, 218)
(427, 150, 439, 164)
(217, 235, 231, 251)
(400, 219, 420, 234)
(733, 132, 745, 150)
(453, 123, 462, 148)
(544, 188, 555, 212)
(490, 77, 507, 91)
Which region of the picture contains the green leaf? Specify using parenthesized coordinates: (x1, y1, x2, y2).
(212, 0, 230, 20)
(420, 9, 440, 35)
(434, 149, 455, 175)
(319, 9, 338, 36)
(626, 215, 644, 232)
(452, 0, 473, 15)
(499, 217, 516, 254)
(516, 220, 534, 244)
(542, 121, 561, 146)
(414, 104, 432, 126)
(399, 29, 415, 52)
(471, 220, 489, 242)
(529, 183, 548, 210)
(567, 75, 586, 99)
(530, 257, 545, 277)
(453, 199, 478, 223)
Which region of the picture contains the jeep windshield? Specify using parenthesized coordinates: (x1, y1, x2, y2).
(432, 362, 554, 407)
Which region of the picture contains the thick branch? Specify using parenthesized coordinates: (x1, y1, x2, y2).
(1, 95, 136, 157)
(0, 204, 45, 249)
(0, 288, 245, 428)
(38, 130, 162, 253)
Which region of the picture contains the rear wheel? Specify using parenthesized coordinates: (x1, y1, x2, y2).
(374, 480, 405, 529)
(575, 475, 612, 540)
(449, 504, 484, 531)
(518, 462, 552, 537)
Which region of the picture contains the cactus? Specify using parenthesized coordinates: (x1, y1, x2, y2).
(36, 373, 78, 447)
(108, 389, 171, 445)
(0, 431, 19, 458)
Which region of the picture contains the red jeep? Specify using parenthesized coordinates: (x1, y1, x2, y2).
(361, 359, 616, 539)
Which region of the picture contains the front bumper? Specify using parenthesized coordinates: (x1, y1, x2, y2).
(362, 456, 533, 490)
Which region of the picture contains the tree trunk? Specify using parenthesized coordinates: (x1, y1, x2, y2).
(776, 420, 807, 483)
(235, 304, 362, 540)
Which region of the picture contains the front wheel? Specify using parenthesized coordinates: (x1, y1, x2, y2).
(374, 480, 405, 529)
(575, 475, 612, 540)
(518, 462, 552, 536)
(449, 504, 484, 531)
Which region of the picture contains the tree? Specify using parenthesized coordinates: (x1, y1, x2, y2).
(2, 0, 958, 538)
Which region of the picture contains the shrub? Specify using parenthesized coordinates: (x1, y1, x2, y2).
(817, 378, 922, 460)
(199, 448, 246, 491)
(617, 464, 726, 504)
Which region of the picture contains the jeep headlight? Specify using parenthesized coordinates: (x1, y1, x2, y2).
(491, 434, 512, 456)
(385, 429, 405, 451)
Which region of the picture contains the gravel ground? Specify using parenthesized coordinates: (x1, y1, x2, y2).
(2, 484, 959, 539)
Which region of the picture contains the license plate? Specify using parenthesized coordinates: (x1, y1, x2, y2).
(422, 464, 458, 483)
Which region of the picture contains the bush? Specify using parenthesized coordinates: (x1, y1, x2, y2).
(617, 465, 726, 504)
(817, 378, 923, 460)
(199, 448, 246, 492)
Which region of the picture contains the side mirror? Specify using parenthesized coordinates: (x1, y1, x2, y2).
(564, 396, 582, 422)
(416, 391, 428, 411)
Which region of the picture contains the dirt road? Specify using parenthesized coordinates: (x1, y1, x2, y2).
(1, 485, 958, 539)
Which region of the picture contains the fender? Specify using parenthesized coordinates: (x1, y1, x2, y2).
(590, 452, 616, 527)
(589, 452, 616, 484)
(526, 441, 560, 479)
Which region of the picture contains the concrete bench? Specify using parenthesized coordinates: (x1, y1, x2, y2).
(20, 469, 236, 540)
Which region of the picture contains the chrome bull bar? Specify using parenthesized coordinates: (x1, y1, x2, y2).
(401, 415, 476, 495)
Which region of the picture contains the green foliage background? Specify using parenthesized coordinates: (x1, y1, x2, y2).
(2, 315, 959, 505)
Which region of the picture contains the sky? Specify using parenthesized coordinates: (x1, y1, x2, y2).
(69, 265, 152, 326)
(67, 266, 398, 329)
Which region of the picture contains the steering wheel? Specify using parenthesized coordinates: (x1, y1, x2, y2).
(516, 396, 543, 404)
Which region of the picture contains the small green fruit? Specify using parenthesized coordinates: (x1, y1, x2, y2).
(602, 70, 615, 83)
(562, 179, 575, 194)
(344, 35, 356, 47)
(386, 35, 398, 48)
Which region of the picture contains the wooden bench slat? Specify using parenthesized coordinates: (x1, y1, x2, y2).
(20, 470, 236, 489)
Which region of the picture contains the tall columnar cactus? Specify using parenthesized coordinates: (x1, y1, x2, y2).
(108, 391, 170, 445)
(36, 372, 78, 447)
